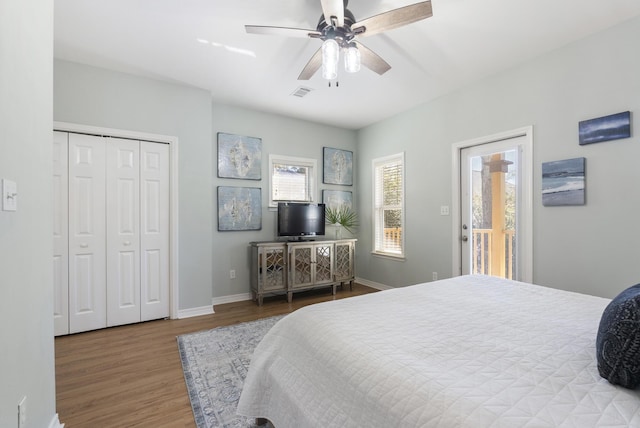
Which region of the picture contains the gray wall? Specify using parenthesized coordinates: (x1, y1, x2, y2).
(211, 103, 357, 298)
(0, 0, 56, 427)
(53, 16, 640, 309)
(54, 60, 214, 310)
(356, 16, 640, 299)
(53, 61, 357, 306)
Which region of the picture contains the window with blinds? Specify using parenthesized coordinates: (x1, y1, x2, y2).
(269, 154, 317, 207)
(373, 152, 405, 257)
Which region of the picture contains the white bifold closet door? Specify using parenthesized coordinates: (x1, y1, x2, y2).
(139, 141, 170, 322)
(106, 138, 141, 327)
(54, 131, 169, 335)
(69, 133, 107, 334)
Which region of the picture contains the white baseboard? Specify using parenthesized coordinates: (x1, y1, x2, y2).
(206, 281, 389, 310)
(212, 293, 253, 306)
(178, 305, 215, 319)
(49, 413, 65, 428)
(355, 277, 393, 291)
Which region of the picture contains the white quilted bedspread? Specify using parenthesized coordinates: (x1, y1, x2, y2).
(237, 275, 640, 427)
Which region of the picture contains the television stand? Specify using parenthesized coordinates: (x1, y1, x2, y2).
(249, 239, 356, 305)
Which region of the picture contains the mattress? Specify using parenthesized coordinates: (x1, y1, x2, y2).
(237, 275, 640, 427)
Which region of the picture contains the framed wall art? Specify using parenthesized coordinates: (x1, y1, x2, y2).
(217, 132, 262, 180)
(323, 147, 353, 186)
(578, 111, 631, 145)
(322, 190, 353, 210)
(542, 157, 585, 206)
(217, 186, 262, 231)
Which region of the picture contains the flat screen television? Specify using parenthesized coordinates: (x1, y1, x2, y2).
(277, 202, 325, 239)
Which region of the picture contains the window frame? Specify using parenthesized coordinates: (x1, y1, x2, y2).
(268, 154, 318, 208)
(372, 152, 406, 259)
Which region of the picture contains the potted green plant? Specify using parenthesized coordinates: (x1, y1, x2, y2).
(325, 205, 358, 239)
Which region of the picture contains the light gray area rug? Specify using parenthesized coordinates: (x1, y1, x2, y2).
(177, 315, 284, 428)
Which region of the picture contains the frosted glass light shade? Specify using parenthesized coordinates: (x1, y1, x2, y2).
(344, 45, 361, 73)
(322, 39, 339, 80)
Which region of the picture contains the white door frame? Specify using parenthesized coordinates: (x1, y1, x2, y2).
(451, 126, 533, 283)
(54, 121, 180, 320)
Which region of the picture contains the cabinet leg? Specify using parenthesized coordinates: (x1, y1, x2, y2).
(258, 295, 263, 306)
(332, 284, 337, 295)
(349, 280, 353, 291)
(287, 291, 292, 303)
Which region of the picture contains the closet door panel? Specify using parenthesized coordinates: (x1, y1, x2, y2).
(106, 138, 141, 327)
(140, 142, 170, 321)
(68, 133, 107, 333)
(53, 131, 69, 336)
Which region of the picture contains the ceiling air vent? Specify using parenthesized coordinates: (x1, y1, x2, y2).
(291, 86, 313, 98)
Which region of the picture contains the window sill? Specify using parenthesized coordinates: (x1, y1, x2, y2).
(371, 251, 406, 261)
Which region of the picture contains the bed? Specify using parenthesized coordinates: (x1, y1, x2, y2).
(236, 275, 640, 427)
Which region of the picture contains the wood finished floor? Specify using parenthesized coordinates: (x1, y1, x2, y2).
(55, 284, 378, 427)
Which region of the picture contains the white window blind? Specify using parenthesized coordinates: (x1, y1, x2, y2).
(373, 152, 405, 256)
(269, 155, 317, 207)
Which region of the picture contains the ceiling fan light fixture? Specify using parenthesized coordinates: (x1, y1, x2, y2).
(344, 44, 361, 73)
(321, 38, 339, 80)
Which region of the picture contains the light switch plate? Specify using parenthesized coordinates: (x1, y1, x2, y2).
(2, 179, 17, 211)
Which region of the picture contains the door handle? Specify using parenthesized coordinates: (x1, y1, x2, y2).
(80, 243, 89, 248)
(461, 235, 468, 242)
(123, 241, 131, 246)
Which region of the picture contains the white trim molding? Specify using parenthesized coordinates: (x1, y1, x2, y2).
(355, 277, 393, 291)
(53, 121, 181, 319)
(212, 293, 253, 306)
(49, 413, 65, 428)
(451, 125, 533, 283)
(178, 305, 214, 319)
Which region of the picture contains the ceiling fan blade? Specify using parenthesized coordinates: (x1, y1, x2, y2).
(355, 41, 391, 75)
(320, 0, 345, 27)
(352, 1, 433, 37)
(245, 25, 320, 38)
(298, 48, 323, 80)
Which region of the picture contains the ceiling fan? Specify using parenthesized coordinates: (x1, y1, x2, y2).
(245, 0, 433, 81)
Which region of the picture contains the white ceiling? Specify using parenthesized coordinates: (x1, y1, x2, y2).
(54, 0, 640, 130)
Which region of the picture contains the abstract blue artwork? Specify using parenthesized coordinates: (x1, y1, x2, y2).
(323, 147, 353, 186)
(542, 158, 585, 206)
(322, 190, 353, 210)
(217, 186, 262, 231)
(579, 111, 631, 145)
(217, 132, 262, 180)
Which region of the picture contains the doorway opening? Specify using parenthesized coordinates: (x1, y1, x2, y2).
(451, 127, 533, 282)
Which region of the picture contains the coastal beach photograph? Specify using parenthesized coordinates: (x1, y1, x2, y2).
(542, 157, 585, 206)
(578, 111, 631, 145)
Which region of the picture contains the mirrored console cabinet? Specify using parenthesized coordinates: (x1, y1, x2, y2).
(249, 239, 356, 306)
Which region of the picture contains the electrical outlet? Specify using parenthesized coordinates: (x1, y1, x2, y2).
(432, 272, 438, 281)
(230, 269, 236, 279)
(18, 396, 27, 428)
(440, 205, 449, 216)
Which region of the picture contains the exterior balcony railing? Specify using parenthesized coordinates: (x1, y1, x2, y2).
(472, 228, 516, 280)
(383, 227, 515, 280)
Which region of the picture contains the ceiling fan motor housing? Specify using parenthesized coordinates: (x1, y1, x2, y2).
(316, 7, 357, 47)
(245, 1, 433, 79)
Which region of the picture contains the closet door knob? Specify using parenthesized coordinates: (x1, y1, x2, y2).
(123, 241, 131, 246)
(79, 243, 89, 248)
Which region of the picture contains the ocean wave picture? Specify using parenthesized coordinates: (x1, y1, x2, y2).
(579, 111, 631, 145)
(542, 157, 585, 206)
